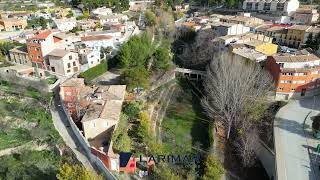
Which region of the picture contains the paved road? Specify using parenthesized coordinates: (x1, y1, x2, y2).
(274, 96, 320, 180)
(51, 92, 95, 172)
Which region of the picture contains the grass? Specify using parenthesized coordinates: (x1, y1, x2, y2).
(46, 76, 58, 85)
(79, 60, 108, 83)
(0, 82, 62, 150)
(161, 80, 212, 154)
(0, 128, 32, 150)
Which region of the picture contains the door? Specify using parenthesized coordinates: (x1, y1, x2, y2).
(301, 88, 306, 96)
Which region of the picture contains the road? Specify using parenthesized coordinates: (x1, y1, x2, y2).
(51, 91, 96, 172)
(274, 96, 320, 180)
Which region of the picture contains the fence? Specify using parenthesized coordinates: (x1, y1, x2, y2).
(60, 98, 117, 180)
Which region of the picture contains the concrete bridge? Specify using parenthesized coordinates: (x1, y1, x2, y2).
(174, 67, 206, 81)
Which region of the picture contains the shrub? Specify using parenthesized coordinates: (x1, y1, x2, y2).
(79, 60, 108, 83)
(312, 116, 320, 131)
(202, 156, 224, 180)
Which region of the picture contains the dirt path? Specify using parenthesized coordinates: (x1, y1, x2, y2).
(0, 141, 50, 157)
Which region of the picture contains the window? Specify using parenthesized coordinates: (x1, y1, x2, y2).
(69, 55, 72, 60)
(67, 69, 71, 73)
(36, 48, 40, 51)
(104, 122, 108, 128)
(279, 87, 284, 90)
(303, 72, 308, 75)
(73, 61, 76, 66)
(67, 63, 71, 68)
(68, 103, 74, 107)
(291, 88, 296, 91)
(90, 122, 96, 128)
(279, 63, 284, 68)
(51, 67, 55, 72)
(288, 73, 293, 76)
(91, 61, 93, 64)
(31, 55, 34, 58)
(37, 55, 41, 59)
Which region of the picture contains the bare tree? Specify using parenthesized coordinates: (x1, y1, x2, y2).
(201, 53, 273, 139)
(177, 28, 216, 69)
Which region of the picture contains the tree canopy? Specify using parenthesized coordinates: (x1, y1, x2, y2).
(202, 156, 224, 180)
(56, 163, 104, 180)
(71, 0, 129, 12)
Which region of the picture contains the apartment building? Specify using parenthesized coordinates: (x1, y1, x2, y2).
(0, 18, 27, 31)
(242, 0, 300, 16)
(47, 49, 80, 76)
(9, 46, 30, 66)
(81, 35, 114, 51)
(78, 48, 101, 72)
(266, 49, 320, 100)
(26, 31, 56, 75)
(294, 8, 319, 25)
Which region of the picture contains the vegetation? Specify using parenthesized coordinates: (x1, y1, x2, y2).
(69, 26, 81, 33)
(46, 76, 58, 84)
(27, 17, 49, 29)
(79, 60, 108, 83)
(305, 33, 320, 51)
(137, 112, 152, 142)
(57, 163, 104, 180)
(0, 150, 63, 180)
(120, 66, 150, 91)
(112, 114, 132, 153)
(0, 41, 23, 56)
(145, 10, 157, 27)
(162, 80, 212, 154)
(153, 47, 172, 71)
(202, 156, 224, 180)
(123, 101, 143, 121)
(71, 0, 129, 12)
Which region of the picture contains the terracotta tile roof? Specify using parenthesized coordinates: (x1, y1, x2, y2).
(288, 25, 311, 31)
(54, 37, 62, 43)
(60, 78, 85, 87)
(32, 30, 52, 39)
(272, 49, 320, 62)
(81, 35, 113, 42)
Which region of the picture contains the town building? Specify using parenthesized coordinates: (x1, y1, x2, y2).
(244, 39, 278, 55)
(174, 4, 190, 12)
(9, 46, 30, 65)
(232, 46, 267, 62)
(26, 31, 56, 75)
(78, 48, 101, 71)
(129, 0, 154, 11)
(242, 0, 300, 16)
(220, 15, 264, 28)
(53, 18, 77, 32)
(0, 18, 27, 31)
(266, 49, 320, 100)
(211, 22, 250, 37)
(80, 35, 115, 51)
(47, 48, 80, 76)
(294, 8, 319, 25)
(91, 7, 113, 17)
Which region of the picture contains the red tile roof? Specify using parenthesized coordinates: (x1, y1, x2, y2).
(81, 35, 113, 42)
(53, 37, 62, 43)
(31, 30, 52, 40)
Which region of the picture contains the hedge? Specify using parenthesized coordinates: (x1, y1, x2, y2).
(79, 60, 108, 83)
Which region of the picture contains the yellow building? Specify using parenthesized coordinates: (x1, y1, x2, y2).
(284, 25, 309, 48)
(244, 40, 278, 56)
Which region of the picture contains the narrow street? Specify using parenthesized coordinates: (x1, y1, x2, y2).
(50, 91, 96, 172)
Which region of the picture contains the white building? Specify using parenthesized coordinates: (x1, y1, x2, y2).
(242, 0, 300, 16)
(47, 48, 80, 76)
(211, 22, 250, 37)
(53, 18, 77, 32)
(294, 8, 319, 25)
(91, 7, 113, 17)
(78, 48, 101, 72)
(81, 35, 115, 51)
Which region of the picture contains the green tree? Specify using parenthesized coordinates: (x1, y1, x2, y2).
(202, 156, 224, 180)
(152, 163, 180, 180)
(137, 112, 151, 141)
(305, 33, 320, 51)
(0, 41, 22, 56)
(112, 113, 132, 152)
(69, 26, 81, 33)
(57, 163, 104, 180)
(120, 66, 150, 91)
(95, 22, 102, 29)
(118, 34, 153, 68)
(39, 17, 48, 29)
(153, 47, 171, 71)
(145, 10, 157, 27)
(123, 101, 142, 121)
